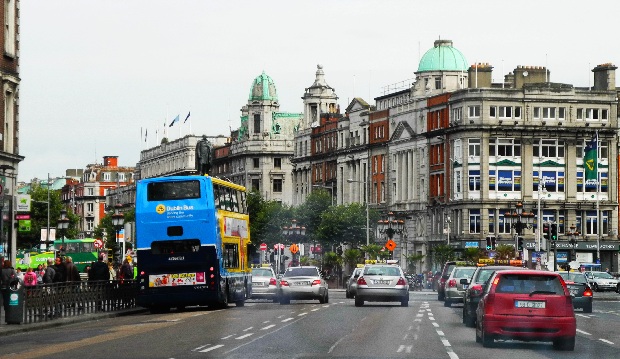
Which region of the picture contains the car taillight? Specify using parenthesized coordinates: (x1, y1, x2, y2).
(280, 280, 289, 286)
(448, 279, 456, 288)
(312, 279, 321, 286)
(357, 277, 367, 285)
(269, 278, 277, 286)
(397, 277, 407, 286)
(469, 284, 484, 297)
(583, 287, 593, 297)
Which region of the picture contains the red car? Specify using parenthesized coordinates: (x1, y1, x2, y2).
(476, 270, 576, 351)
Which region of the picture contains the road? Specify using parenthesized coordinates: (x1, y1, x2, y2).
(0, 290, 618, 358)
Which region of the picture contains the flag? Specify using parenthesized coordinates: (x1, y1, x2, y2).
(144, 129, 148, 143)
(584, 132, 598, 181)
(184, 111, 191, 123)
(169, 114, 180, 127)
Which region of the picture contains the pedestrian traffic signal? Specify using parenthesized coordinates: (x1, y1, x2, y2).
(491, 237, 497, 250)
(551, 223, 558, 241)
(543, 223, 550, 241)
(486, 237, 492, 250)
(517, 236, 524, 251)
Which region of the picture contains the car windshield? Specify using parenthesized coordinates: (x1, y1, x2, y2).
(283, 267, 319, 277)
(251, 269, 273, 277)
(592, 272, 614, 279)
(452, 267, 475, 278)
(495, 274, 564, 295)
(558, 272, 588, 284)
(364, 266, 401, 276)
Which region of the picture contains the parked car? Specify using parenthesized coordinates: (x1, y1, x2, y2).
(462, 265, 516, 327)
(556, 271, 593, 313)
(443, 266, 476, 307)
(346, 267, 363, 298)
(355, 264, 409, 307)
(584, 271, 619, 292)
(476, 270, 576, 351)
(279, 266, 328, 304)
(251, 266, 279, 302)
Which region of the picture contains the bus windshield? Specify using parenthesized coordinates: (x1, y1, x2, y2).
(147, 180, 201, 201)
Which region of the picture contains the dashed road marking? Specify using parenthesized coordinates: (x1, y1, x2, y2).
(599, 339, 615, 345)
(298, 312, 308, 316)
(396, 345, 413, 353)
(282, 317, 294, 322)
(243, 327, 253, 332)
(577, 329, 592, 335)
(221, 334, 234, 339)
(199, 344, 224, 353)
(235, 333, 253, 340)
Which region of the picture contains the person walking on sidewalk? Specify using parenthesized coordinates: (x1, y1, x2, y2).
(1, 260, 18, 315)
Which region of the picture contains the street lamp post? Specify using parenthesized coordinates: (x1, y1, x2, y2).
(346, 179, 369, 249)
(282, 219, 306, 268)
(504, 202, 535, 257)
(57, 208, 70, 255)
(111, 204, 125, 266)
(377, 212, 405, 261)
(567, 224, 580, 263)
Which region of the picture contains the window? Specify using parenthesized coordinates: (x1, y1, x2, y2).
(497, 209, 512, 234)
(602, 109, 608, 120)
(514, 106, 522, 119)
(558, 107, 566, 120)
(274, 158, 281, 169)
(435, 77, 442, 89)
(223, 243, 239, 268)
(468, 139, 480, 157)
(577, 210, 608, 236)
(499, 106, 512, 118)
(576, 108, 583, 120)
(86, 219, 94, 231)
(87, 188, 94, 196)
(469, 170, 481, 191)
(489, 106, 497, 118)
(152, 240, 200, 255)
(251, 179, 260, 192)
(533, 107, 541, 119)
(455, 170, 462, 193)
(118, 173, 126, 182)
(468, 105, 480, 118)
(452, 107, 462, 123)
(533, 139, 565, 158)
(4, 0, 15, 56)
(576, 171, 608, 193)
(542, 107, 556, 119)
(489, 138, 521, 157)
(489, 170, 521, 192)
(533, 170, 565, 193)
(103, 172, 111, 181)
(147, 180, 201, 201)
(87, 203, 94, 212)
(253, 158, 259, 168)
(273, 179, 283, 193)
(469, 209, 481, 234)
(253, 114, 261, 133)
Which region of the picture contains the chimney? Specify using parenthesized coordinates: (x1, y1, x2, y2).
(468, 63, 493, 88)
(514, 66, 549, 89)
(103, 156, 119, 167)
(592, 63, 617, 91)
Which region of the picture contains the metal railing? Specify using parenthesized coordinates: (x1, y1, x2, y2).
(21, 280, 138, 324)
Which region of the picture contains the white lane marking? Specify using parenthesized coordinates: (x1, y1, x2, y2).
(282, 317, 294, 322)
(298, 312, 308, 316)
(263, 320, 270, 323)
(199, 344, 224, 353)
(447, 349, 459, 359)
(261, 324, 276, 330)
(599, 339, 615, 345)
(221, 335, 234, 339)
(432, 322, 439, 327)
(311, 308, 320, 312)
(236, 333, 253, 340)
(441, 339, 451, 347)
(436, 330, 444, 336)
(322, 305, 330, 308)
(403, 333, 409, 340)
(576, 313, 591, 318)
(328, 335, 347, 354)
(396, 345, 412, 353)
(429, 317, 435, 321)
(416, 313, 424, 317)
(408, 325, 413, 330)
(414, 318, 422, 322)
(577, 329, 592, 335)
(243, 327, 253, 332)
(193, 345, 209, 351)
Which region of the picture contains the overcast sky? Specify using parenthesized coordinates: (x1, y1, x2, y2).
(17, 0, 620, 182)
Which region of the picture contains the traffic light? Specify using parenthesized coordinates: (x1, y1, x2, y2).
(543, 223, 550, 241)
(112, 244, 121, 265)
(551, 223, 558, 241)
(517, 236, 524, 251)
(486, 237, 492, 250)
(491, 237, 497, 250)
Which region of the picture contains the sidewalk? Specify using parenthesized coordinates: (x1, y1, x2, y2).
(0, 306, 147, 337)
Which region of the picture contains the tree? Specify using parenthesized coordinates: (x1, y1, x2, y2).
(406, 253, 425, 274)
(295, 190, 331, 244)
(17, 183, 65, 250)
(322, 251, 343, 279)
(360, 243, 383, 261)
(495, 244, 516, 260)
(343, 248, 363, 273)
(247, 190, 292, 246)
(461, 248, 484, 264)
(432, 244, 455, 267)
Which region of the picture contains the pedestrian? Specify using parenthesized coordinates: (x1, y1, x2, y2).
(43, 259, 56, 284)
(37, 264, 45, 284)
(52, 256, 66, 282)
(108, 262, 115, 281)
(119, 258, 133, 280)
(1, 260, 18, 314)
(15, 267, 24, 285)
(23, 267, 38, 287)
(89, 254, 110, 281)
(64, 256, 81, 282)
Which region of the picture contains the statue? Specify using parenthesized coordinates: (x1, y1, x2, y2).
(195, 135, 213, 175)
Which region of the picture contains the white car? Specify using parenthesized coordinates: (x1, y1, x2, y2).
(584, 271, 619, 292)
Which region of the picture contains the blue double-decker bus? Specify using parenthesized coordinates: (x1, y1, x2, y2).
(135, 175, 252, 313)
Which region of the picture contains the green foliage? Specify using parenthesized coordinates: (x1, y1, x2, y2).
(406, 253, 425, 273)
(247, 190, 292, 246)
(494, 244, 516, 260)
(17, 184, 64, 250)
(461, 247, 484, 264)
(360, 243, 383, 260)
(431, 244, 455, 267)
(294, 190, 331, 243)
(322, 251, 343, 272)
(343, 248, 363, 270)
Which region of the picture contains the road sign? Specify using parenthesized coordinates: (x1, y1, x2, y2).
(15, 214, 30, 220)
(290, 243, 299, 254)
(274, 243, 284, 250)
(385, 239, 396, 251)
(94, 239, 104, 249)
(259, 243, 267, 251)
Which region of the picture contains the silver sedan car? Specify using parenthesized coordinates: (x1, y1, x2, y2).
(251, 267, 279, 302)
(443, 266, 476, 307)
(279, 266, 329, 304)
(355, 264, 409, 307)
(346, 267, 363, 298)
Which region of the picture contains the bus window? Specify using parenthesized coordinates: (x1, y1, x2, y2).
(223, 243, 239, 268)
(151, 239, 201, 254)
(213, 184, 221, 209)
(239, 191, 247, 214)
(147, 181, 201, 201)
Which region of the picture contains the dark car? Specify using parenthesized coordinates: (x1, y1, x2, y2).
(476, 270, 576, 350)
(557, 271, 593, 313)
(462, 265, 516, 327)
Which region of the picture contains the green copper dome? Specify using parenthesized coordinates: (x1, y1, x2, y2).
(249, 71, 278, 101)
(417, 39, 468, 72)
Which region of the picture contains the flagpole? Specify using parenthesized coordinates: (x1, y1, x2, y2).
(596, 130, 600, 262)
